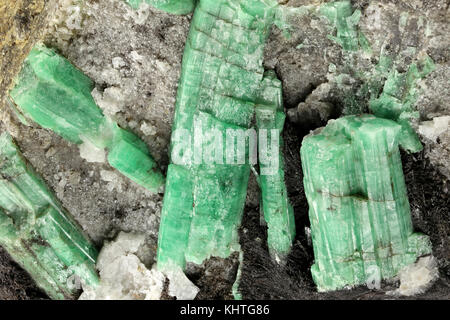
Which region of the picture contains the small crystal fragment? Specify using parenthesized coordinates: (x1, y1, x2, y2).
(80, 232, 165, 300)
(301, 115, 432, 292)
(9, 45, 164, 193)
(0, 132, 99, 299)
(387, 255, 438, 297)
(320, 1, 370, 52)
(369, 56, 436, 153)
(166, 266, 199, 300)
(124, 0, 196, 14)
(418, 116, 450, 143)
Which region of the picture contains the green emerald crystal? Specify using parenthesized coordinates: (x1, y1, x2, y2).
(320, 1, 370, 52)
(369, 56, 436, 153)
(255, 71, 295, 256)
(157, 0, 294, 270)
(9, 45, 164, 193)
(124, 0, 196, 14)
(301, 115, 432, 292)
(0, 133, 99, 299)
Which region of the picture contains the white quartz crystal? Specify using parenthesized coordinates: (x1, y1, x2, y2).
(100, 170, 123, 192)
(388, 256, 439, 296)
(92, 87, 127, 117)
(78, 139, 106, 163)
(79, 232, 165, 300)
(165, 266, 200, 300)
(418, 116, 450, 142)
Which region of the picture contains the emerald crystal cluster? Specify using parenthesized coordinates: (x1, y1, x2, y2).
(320, 1, 370, 52)
(369, 56, 436, 153)
(10, 45, 164, 193)
(301, 115, 432, 292)
(0, 0, 436, 299)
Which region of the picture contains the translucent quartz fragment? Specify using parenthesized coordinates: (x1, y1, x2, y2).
(369, 56, 435, 153)
(124, 0, 196, 14)
(157, 0, 294, 270)
(10, 45, 164, 193)
(0, 133, 99, 299)
(301, 115, 432, 292)
(387, 256, 438, 296)
(320, 1, 370, 52)
(80, 232, 166, 300)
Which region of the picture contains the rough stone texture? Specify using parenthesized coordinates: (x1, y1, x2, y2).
(0, 0, 56, 110)
(0, 246, 47, 300)
(0, 0, 448, 299)
(419, 117, 450, 180)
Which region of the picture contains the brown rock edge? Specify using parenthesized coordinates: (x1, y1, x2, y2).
(0, 0, 53, 109)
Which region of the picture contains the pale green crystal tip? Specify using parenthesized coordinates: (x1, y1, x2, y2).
(320, 1, 370, 52)
(369, 56, 436, 153)
(301, 115, 432, 292)
(124, 0, 197, 14)
(0, 133, 99, 299)
(9, 45, 164, 193)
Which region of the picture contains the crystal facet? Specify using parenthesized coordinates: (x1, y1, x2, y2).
(301, 115, 432, 292)
(0, 133, 99, 299)
(10, 45, 164, 193)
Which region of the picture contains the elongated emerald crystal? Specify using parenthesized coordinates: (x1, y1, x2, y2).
(10, 45, 164, 193)
(301, 115, 432, 292)
(255, 71, 295, 257)
(0, 133, 99, 299)
(157, 0, 294, 270)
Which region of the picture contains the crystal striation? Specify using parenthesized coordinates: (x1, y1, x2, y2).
(0, 132, 99, 299)
(9, 45, 164, 193)
(301, 115, 432, 292)
(156, 0, 294, 270)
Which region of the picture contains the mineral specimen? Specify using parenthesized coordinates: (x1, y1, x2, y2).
(419, 116, 450, 143)
(0, 132, 99, 300)
(301, 115, 432, 292)
(255, 71, 295, 257)
(320, 0, 370, 52)
(9, 45, 164, 193)
(369, 56, 436, 153)
(80, 231, 199, 300)
(155, 0, 295, 270)
(79, 232, 167, 300)
(387, 256, 438, 297)
(418, 116, 450, 179)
